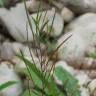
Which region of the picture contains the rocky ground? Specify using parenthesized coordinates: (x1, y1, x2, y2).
(0, 0, 96, 96)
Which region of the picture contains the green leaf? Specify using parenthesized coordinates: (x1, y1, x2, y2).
(15, 67, 29, 76)
(89, 49, 96, 59)
(17, 54, 43, 87)
(39, 20, 49, 33)
(0, 0, 4, 6)
(54, 66, 81, 96)
(17, 54, 63, 96)
(0, 81, 17, 91)
(22, 88, 47, 96)
(18, 1, 77, 95)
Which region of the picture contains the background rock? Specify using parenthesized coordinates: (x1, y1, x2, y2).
(80, 87, 90, 96)
(31, 8, 64, 37)
(88, 79, 96, 96)
(26, 0, 50, 13)
(65, 13, 96, 32)
(0, 42, 14, 60)
(75, 71, 90, 86)
(0, 3, 33, 42)
(0, 3, 63, 42)
(62, 0, 96, 14)
(0, 62, 22, 96)
(57, 17, 96, 68)
(61, 7, 74, 23)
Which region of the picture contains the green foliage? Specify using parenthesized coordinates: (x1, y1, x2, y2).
(0, 0, 4, 6)
(22, 89, 36, 96)
(17, 50, 81, 96)
(16, 0, 81, 96)
(0, 81, 17, 91)
(54, 66, 80, 96)
(89, 49, 96, 59)
(17, 53, 64, 96)
(25, 0, 57, 54)
(0, 0, 80, 96)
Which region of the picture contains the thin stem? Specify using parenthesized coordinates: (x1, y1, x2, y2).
(44, 35, 72, 79)
(26, 23, 36, 66)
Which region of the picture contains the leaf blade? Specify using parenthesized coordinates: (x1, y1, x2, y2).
(0, 81, 17, 91)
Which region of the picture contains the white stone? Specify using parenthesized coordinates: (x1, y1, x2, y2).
(0, 62, 22, 96)
(0, 42, 24, 60)
(75, 71, 90, 86)
(12, 57, 26, 69)
(26, 0, 50, 13)
(88, 79, 96, 95)
(63, 0, 96, 14)
(80, 87, 90, 96)
(22, 46, 35, 57)
(0, 42, 14, 60)
(12, 42, 24, 54)
(57, 13, 96, 66)
(14, 46, 41, 69)
(66, 13, 96, 32)
(31, 8, 64, 37)
(0, 3, 63, 42)
(0, 3, 33, 42)
(57, 31, 87, 66)
(61, 7, 74, 23)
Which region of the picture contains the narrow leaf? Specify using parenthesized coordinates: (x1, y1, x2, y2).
(54, 66, 81, 96)
(0, 81, 17, 91)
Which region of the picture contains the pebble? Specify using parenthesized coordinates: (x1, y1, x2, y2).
(61, 7, 74, 23)
(88, 79, 96, 96)
(0, 42, 14, 60)
(0, 62, 22, 96)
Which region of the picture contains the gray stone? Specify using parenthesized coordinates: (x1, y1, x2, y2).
(0, 42, 14, 60)
(61, 7, 74, 23)
(0, 62, 22, 96)
(65, 13, 96, 32)
(26, 0, 50, 13)
(62, 0, 96, 14)
(0, 3, 64, 42)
